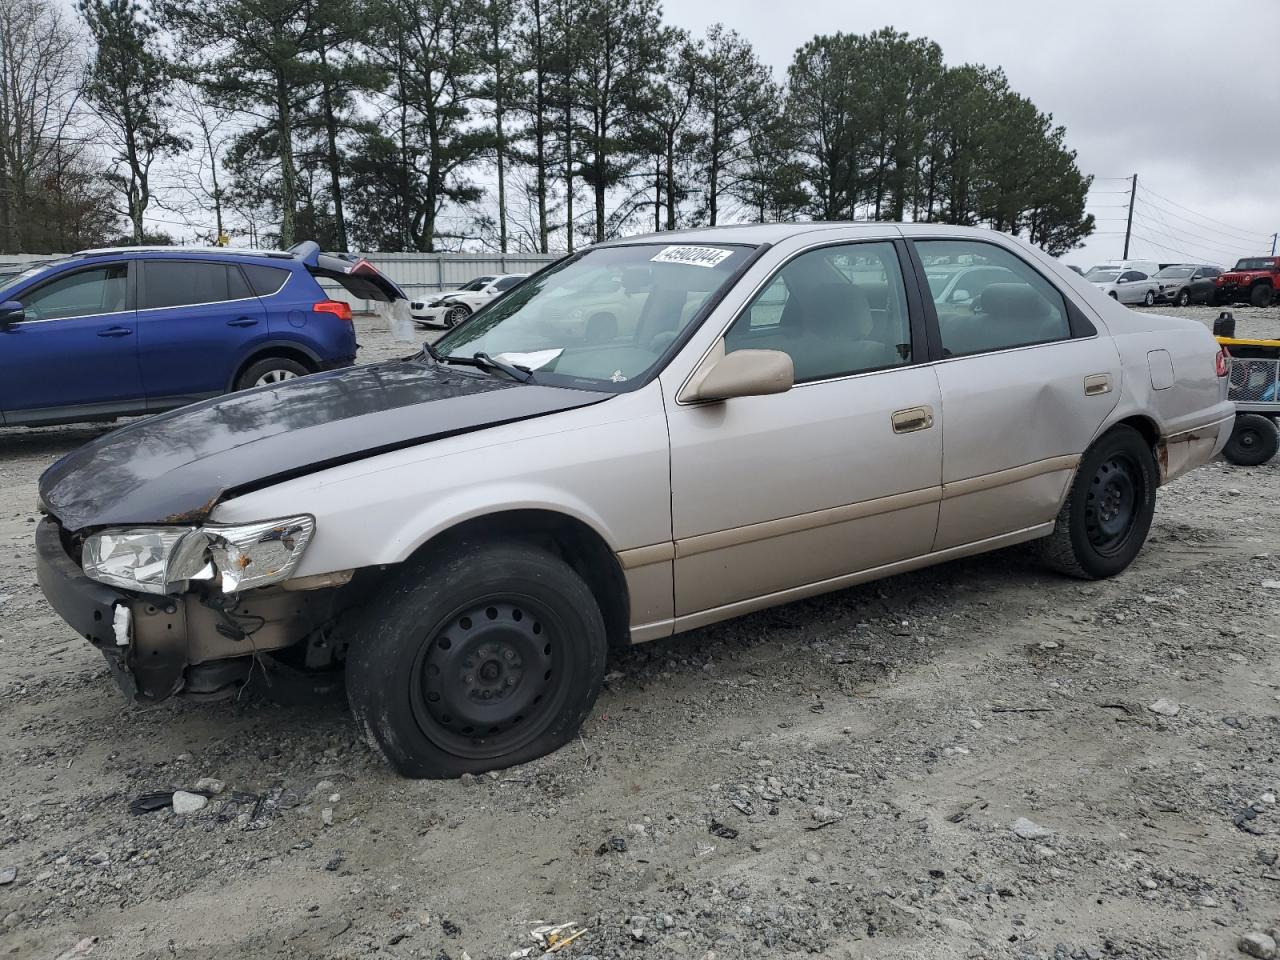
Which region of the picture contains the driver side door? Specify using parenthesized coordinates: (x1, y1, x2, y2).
(0, 260, 144, 425)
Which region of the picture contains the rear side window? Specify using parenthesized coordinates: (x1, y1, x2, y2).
(492, 275, 523, 292)
(916, 239, 1070, 357)
(1120, 271, 1147, 282)
(141, 261, 250, 309)
(242, 263, 290, 296)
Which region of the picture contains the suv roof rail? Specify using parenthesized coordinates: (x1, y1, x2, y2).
(74, 245, 296, 260)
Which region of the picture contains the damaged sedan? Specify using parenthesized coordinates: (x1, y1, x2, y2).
(36, 224, 1234, 778)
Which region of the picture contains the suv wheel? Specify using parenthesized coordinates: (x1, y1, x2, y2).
(346, 540, 608, 778)
(1037, 425, 1157, 579)
(444, 304, 471, 327)
(1142, 290, 1155, 306)
(1222, 413, 1279, 466)
(1176, 289, 1190, 307)
(235, 356, 311, 390)
(1251, 284, 1274, 308)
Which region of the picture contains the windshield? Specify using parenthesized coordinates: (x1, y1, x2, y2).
(460, 277, 493, 292)
(1155, 266, 1193, 279)
(1089, 270, 1120, 283)
(434, 243, 753, 391)
(1234, 259, 1275, 272)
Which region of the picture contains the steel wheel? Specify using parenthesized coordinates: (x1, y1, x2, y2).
(1084, 453, 1140, 556)
(409, 597, 567, 761)
(253, 368, 299, 387)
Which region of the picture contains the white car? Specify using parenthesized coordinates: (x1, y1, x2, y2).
(412, 273, 529, 328)
(1087, 267, 1161, 306)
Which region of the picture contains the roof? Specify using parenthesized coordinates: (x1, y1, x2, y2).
(75, 245, 296, 260)
(596, 222, 892, 248)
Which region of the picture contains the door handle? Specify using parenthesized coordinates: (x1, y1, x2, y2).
(97, 326, 132, 338)
(891, 405, 935, 434)
(227, 317, 259, 328)
(1084, 374, 1112, 396)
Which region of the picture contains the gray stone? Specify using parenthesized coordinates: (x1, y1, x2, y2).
(194, 777, 225, 795)
(1148, 698, 1181, 717)
(0, 867, 15, 885)
(1011, 817, 1053, 840)
(1238, 932, 1277, 959)
(171, 790, 207, 815)
(937, 917, 974, 936)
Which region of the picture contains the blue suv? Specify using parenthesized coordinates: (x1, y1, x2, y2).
(0, 242, 405, 426)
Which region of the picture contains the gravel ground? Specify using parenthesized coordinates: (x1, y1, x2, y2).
(2, 307, 1280, 960)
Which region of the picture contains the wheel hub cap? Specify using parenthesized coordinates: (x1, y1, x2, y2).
(415, 601, 556, 750)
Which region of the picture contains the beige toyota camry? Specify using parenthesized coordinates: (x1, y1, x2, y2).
(37, 223, 1234, 777)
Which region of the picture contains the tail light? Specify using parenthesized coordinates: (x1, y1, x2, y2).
(313, 299, 352, 322)
(1216, 346, 1230, 378)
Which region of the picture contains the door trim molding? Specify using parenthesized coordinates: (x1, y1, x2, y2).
(942, 454, 1080, 500)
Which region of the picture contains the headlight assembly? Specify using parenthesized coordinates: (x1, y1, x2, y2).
(82, 515, 315, 596)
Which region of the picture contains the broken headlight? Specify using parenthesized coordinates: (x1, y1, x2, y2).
(82, 516, 315, 596)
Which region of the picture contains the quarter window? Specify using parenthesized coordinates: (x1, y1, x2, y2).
(241, 263, 289, 296)
(20, 264, 128, 321)
(725, 241, 912, 383)
(141, 261, 250, 310)
(916, 240, 1070, 357)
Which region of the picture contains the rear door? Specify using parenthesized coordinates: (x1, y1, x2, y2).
(0, 260, 142, 424)
(912, 236, 1120, 551)
(136, 258, 266, 408)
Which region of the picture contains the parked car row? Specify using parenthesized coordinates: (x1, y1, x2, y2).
(1080, 256, 1280, 309)
(410, 273, 528, 327)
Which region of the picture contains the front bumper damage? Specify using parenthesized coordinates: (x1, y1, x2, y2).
(36, 518, 340, 701)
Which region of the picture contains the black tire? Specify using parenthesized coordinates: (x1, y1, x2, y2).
(444, 304, 471, 327)
(1142, 290, 1155, 306)
(345, 540, 608, 778)
(1037, 425, 1158, 579)
(1222, 413, 1280, 466)
(234, 356, 311, 391)
(1250, 284, 1274, 308)
(1108, 291, 1119, 300)
(1176, 289, 1190, 307)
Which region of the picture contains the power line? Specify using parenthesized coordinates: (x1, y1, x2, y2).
(1131, 211, 1245, 261)
(1135, 189, 1271, 247)
(1136, 183, 1272, 240)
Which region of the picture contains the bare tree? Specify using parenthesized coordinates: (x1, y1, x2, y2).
(0, 0, 88, 252)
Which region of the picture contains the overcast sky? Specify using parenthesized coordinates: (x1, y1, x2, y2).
(665, 0, 1280, 268)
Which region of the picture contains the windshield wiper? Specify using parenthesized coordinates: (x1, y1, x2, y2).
(430, 346, 534, 383)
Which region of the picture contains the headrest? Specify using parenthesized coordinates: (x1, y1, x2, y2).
(978, 283, 1050, 321)
(806, 282, 873, 339)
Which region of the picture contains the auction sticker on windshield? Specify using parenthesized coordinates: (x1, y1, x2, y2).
(650, 246, 734, 268)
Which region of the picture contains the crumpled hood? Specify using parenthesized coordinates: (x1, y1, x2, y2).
(39, 357, 608, 532)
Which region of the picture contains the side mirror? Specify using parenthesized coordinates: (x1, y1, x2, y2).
(950, 288, 970, 303)
(0, 299, 23, 328)
(1117, 277, 1129, 284)
(681, 345, 794, 402)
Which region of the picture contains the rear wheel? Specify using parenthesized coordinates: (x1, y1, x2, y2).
(345, 540, 608, 778)
(1222, 413, 1279, 466)
(235, 356, 311, 390)
(1250, 284, 1274, 308)
(1037, 425, 1158, 579)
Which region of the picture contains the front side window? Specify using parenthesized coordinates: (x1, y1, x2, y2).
(141, 261, 246, 310)
(19, 264, 128, 321)
(435, 243, 753, 390)
(917, 239, 1070, 357)
(1120, 271, 1148, 282)
(492, 275, 523, 292)
(724, 240, 912, 383)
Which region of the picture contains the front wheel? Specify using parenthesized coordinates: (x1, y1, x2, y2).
(1176, 289, 1190, 307)
(1037, 425, 1158, 579)
(1108, 291, 1119, 300)
(444, 304, 471, 327)
(345, 540, 608, 778)
(1222, 413, 1279, 466)
(1142, 290, 1155, 306)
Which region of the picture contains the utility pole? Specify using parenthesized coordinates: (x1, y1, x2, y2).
(1122, 173, 1137, 260)
(1272, 232, 1277, 256)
